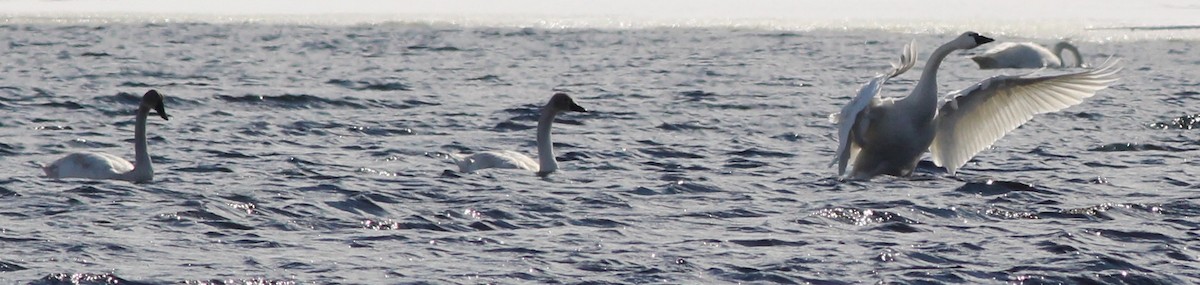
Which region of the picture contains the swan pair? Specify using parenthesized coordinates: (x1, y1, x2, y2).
(40, 89, 587, 181)
(44, 90, 169, 183)
(830, 32, 1121, 180)
(971, 41, 1084, 69)
(449, 92, 588, 176)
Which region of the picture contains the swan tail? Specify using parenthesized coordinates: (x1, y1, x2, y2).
(31, 161, 53, 176)
(970, 56, 998, 69)
(444, 152, 474, 173)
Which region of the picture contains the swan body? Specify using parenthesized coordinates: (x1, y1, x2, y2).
(971, 41, 1084, 69)
(44, 90, 170, 183)
(450, 150, 538, 173)
(830, 32, 1121, 180)
(451, 93, 587, 176)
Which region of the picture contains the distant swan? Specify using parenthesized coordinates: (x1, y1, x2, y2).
(450, 92, 587, 176)
(971, 41, 1084, 69)
(830, 32, 1120, 180)
(44, 90, 170, 183)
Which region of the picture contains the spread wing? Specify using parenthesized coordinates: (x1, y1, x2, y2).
(829, 40, 918, 177)
(930, 59, 1121, 174)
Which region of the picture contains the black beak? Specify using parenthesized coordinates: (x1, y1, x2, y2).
(569, 103, 587, 112)
(973, 34, 994, 45)
(155, 102, 169, 120)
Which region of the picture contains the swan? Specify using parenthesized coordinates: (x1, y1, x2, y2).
(970, 41, 1084, 69)
(829, 32, 1120, 180)
(44, 90, 170, 183)
(450, 92, 587, 176)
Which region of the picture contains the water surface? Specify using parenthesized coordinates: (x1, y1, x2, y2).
(1, 8, 1199, 285)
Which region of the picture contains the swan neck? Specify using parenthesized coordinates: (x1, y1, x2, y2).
(129, 108, 153, 181)
(536, 108, 558, 174)
(1053, 42, 1083, 67)
(902, 43, 955, 115)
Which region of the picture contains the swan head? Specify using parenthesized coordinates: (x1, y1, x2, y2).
(141, 90, 169, 120)
(953, 31, 994, 49)
(547, 92, 587, 113)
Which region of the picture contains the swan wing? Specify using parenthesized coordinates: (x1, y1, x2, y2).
(452, 150, 539, 173)
(829, 79, 878, 176)
(829, 40, 918, 176)
(930, 59, 1121, 174)
(886, 39, 919, 78)
(44, 152, 134, 179)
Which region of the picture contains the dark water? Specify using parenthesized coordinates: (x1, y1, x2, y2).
(1, 22, 1198, 284)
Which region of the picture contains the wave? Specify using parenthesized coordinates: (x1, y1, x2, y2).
(1150, 114, 1199, 130)
(325, 79, 412, 92)
(213, 93, 436, 110)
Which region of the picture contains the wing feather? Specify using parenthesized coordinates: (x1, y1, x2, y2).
(930, 59, 1121, 174)
(829, 40, 919, 177)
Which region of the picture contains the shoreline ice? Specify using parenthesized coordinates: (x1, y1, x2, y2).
(1, 0, 1198, 40)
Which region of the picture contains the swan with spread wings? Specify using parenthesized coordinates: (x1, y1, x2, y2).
(830, 32, 1120, 180)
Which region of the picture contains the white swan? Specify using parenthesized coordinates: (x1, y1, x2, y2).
(450, 92, 587, 176)
(44, 90, 170, 183)
(971, 41, 1084, 69)
(830, 32, 1121, 180)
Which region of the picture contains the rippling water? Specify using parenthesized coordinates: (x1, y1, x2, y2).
(1, 18, 1199, 284)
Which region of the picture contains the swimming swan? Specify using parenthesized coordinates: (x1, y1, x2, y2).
(44, 90, 170, 183)
(830, 32, 1120, 180)
(971, 41, 1084, 69)
(450, 92, 587, 176)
